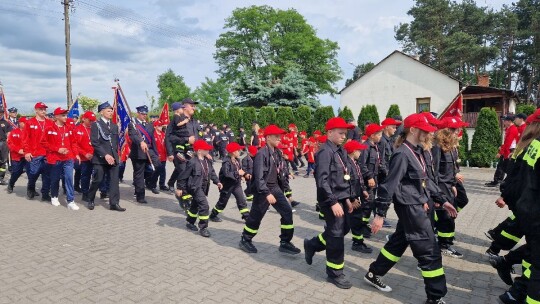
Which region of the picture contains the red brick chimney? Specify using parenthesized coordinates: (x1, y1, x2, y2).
(477, 74, 490, 87)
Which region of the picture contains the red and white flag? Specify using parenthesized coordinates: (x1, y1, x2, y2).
(440, 94, 463, 119)
(158, 103, 170, 125)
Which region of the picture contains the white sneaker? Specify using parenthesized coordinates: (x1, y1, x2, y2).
(67, 201, 79, 211)
(51, 197, 60, 207)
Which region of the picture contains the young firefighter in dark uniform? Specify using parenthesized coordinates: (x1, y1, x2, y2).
(432, 117, 467, 258)
(176, 140, 222, 237)
(242, 145, 257, 201)
(210, 142, 250, 222)
(0, 107, 13, 186)
(343, 140, 372, 254)
(364, 113, 456, 304)
(359, 123, 386, 236)
(303, 117, 356, 289)
(239, 125, 301, 255)
(127, 105, 161, 204)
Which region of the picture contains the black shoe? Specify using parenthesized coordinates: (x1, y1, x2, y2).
(168, 186, 176, 193)
(304, 239, 315, 265)
(352, 242, 373, 254)
(485, 181, 499, 187)
(303, 174, 310, 178)
(26, 189, 35, 199)
(279, 241, 301, 255)
(291, 200, 300, 207)
(199, 228, 211, 237)
(119, 179, 124, 183)
(82, 193, 89, 203)
(41, 194, 51, 202)
(7, 184, 13, 194)
(239, 236, 257, 253)
(315, 203, 320, 212)
(241, 213, 250, 221)
(100, 192, 109, 199)
(425, 299, 446, 304)
(364, 271, 392, 292)
(87, 201, 95, 210)
(486, 247, 500, 258)
(440, 244, 463, 258)
(137, 198, 148, 204)
(159, 186, 169, 191)
(151, 188, 160, 194)
(210, 216, 222, 222)
(186, 223, 198, 231)
(489, 256, 514, 285)
(484, 229, 496, 241)
(0, 180, 7, 186)
(326, 274, 352, 289)
(497, 292, 519, 304)
(110, 204, 126, 212)
(382, 219, 392, 228)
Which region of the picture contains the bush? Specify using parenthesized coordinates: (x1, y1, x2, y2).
(258, 106, 276, 128)
(228, 107, 243, 139)
(196, 107, 213, 124)
(295, 105, 312, 133)
(242, 107, 257, 128)
(470, 107, 501, 167)
(357, 105, 380, 131)
(458, 127, 469, 164)
(275, 107, 295, 130)
(313, 106, 335, 133)
(212, 107, 228, 129)
(516, 103, 536, 116)
(386, 104, 401, 118)
(338, 106, 354, 121)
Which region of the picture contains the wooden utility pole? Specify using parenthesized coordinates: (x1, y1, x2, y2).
(63, 0, 73, 108)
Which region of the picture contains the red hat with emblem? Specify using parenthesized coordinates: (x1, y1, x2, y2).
(34, 102, 48, 109)
(82, 111, 97, 122)
(247, 145, 258, 156)
(404, 113, 438, 132)
(325, 117, 354, 131)
(193, 139, 213, 151)
(263, 124, 286, 137)
(364, 124, 384, 137)
(53, 107, 69, 115)
(381, 117, 401, 127)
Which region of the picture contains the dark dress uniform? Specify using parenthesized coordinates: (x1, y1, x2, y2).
(378, 133, 393, 182)
(304, 140, 353, 280)
(0, 117, 13, 184)
(367, 140, 447, 301)
(240, 146, 296, 252)
(127, 118, 161, 203)
(87, 115, 124, 211)
(347, 156, 372, 253)
(218, 132, 229, 159)
(177, 156, 219, 230)
(359, 140, 385, 235)
(242, 154, 254, 201)
(210, 156, 249, 221)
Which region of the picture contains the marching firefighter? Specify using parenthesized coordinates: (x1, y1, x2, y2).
(363, 113, 456, 304)
(242, 145, 257, 202)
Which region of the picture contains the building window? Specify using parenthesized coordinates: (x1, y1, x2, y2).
(417, 97, 431, 113)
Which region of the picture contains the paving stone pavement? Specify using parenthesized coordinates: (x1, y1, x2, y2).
(0, 162, 517, 303)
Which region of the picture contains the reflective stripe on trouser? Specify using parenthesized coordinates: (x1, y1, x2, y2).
(491, 214, 524, 250)
(306, 201, 350, 278)
(370, 204, 447, 299)
(212, 183, 249, 217)
(434, 209, 455, 245)
(348, 207, 367, 244)
(242, 188, 293, 242)
(186, 188, 210, 229)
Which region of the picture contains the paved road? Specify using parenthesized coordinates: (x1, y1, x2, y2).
(0, 162, 516, 303)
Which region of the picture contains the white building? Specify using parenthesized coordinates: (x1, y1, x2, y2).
(340, 50, 461, 120)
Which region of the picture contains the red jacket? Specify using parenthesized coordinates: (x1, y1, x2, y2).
(43, 123, 78, 164)
(499, 124, 519, 159)
(7, 128, 25, 161)
(73, 124, 94, 162)
(154, 129, 167, 162)
(23, 117, 54, 157)
(289, 131, 298, 148)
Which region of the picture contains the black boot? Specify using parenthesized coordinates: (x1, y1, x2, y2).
(27, 188, 35, 199)
(7, 183, 14, 194)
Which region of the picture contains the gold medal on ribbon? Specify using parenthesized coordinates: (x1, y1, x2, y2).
(344, 174, 351, 181)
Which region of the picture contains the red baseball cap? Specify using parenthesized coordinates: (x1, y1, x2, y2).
(34, 102, 48, 109)
(421, 112, 442, 127)
(247, 145, 258, 156)
(193, 139, 213, 151)
(318, 135, 327, 143)
(325, 117, 354, 131)
(527, 108, 540, 124)
(18, 117, 27, 124)
(288, 123, 296, 129)
(404, 113, 437, 132)
(82, 111, 97, 122)
(226, 142, 245, 153)
(381, 118, 401, 127)
(439, 117, 469, 129)
(53, 107, 69, 115)
(343, 140, 368, 154)
(313, 130, 322, 136)
(263, 124, 286, 136)
(153, 120, 166, 127)
(299, 131, 307, 136)
(364, 123, 384, 137)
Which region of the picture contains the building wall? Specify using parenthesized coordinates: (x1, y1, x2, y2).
(340, 52, 461, 121)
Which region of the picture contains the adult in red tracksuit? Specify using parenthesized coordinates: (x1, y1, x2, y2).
(43, 107, 80, 209)
(7, 117, 28, 193)
(73, 111, 96, 202)
(486, 115, 519, 187)
(515, 113, 527, 140)
(23, 102, 54, 201)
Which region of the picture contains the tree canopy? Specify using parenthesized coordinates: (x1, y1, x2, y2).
(157, 69, 191, 107)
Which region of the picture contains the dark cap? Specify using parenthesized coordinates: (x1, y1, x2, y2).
(8, 107, 17, 113)
(516, 113, 528, 120)
(502, 114, 515, 121)
(172, 102, 184, 111)
(136, 105, 149, 114)
(98, 102, 113, 112)
(182, 98, 198, 105)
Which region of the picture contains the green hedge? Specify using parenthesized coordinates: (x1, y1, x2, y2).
(275, 107, 295, 130)
(338, 106, 354, 121)
(358, 104, 380, 131)
(516, 103, 536, 116)
(295, 105, 312, 134)
(212, 108, 228, 128)
(470, 107, 501, 167)
(458, 127, 469, 164)
(386, 104, 401, 118)
(227, 107, 242, 138)
(313, 106, 335, 133)
(258, 106, 276, 127)
(242, 107, 257, 128)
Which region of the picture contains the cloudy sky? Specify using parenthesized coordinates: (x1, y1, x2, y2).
(0, 0, 511, 113)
